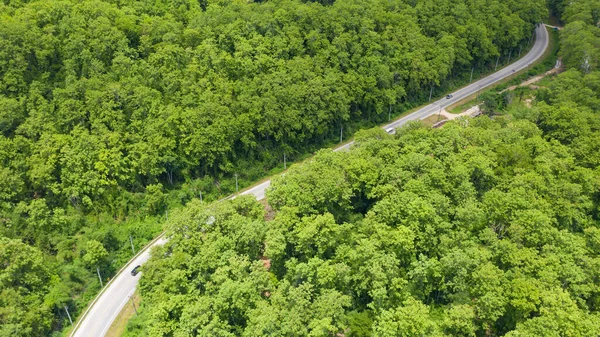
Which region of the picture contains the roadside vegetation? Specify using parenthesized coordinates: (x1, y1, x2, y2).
(125, 0, 600, 336)
(447, 27, 560, 115)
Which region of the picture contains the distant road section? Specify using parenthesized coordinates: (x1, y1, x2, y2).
(337, 24, 549, 150)
(70, 24, 548, 337)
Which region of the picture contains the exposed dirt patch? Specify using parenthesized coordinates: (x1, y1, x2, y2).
(500, 59, 564, 94)
(421, 114, 448, 127)
(261, 199, 276, 222)
(260, 256, 271, 270)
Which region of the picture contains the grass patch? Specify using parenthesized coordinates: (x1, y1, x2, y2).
(105, 291, 141, 337)
(534, 74, 557, 87)
(448, 98, 484, 114)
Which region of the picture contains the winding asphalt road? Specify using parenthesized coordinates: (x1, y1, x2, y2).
(70, 24, 548, 337)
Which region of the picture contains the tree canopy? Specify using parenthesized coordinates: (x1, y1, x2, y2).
(131, 64, 600, 335)
(0, 0, 546, 333)
(128, 3, 600, 332)
(133, 108, 600, 335)
(552, 0, 600, 73)
(0, 0, 544, 215)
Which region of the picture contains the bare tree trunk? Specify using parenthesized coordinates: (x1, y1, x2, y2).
(96, 266, 103, 287)
(64, 305, 73, 325)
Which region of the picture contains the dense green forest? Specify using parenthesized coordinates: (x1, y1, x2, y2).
(130, 65, 600, 336)
(0, 0, 548, 335)
(549, 0, 600, 73)
(0, 0, 546, 212)
(121, 1, 600, 336)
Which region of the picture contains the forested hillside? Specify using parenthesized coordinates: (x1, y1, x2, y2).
(0, 0, 545, 211)
(0, 0, 547, 334)
(126, 1, 600, 336)
(133, 74, 600, 335)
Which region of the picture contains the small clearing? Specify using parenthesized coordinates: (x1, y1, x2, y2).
(500, 59, 563, 93)
(445, 59, 564, 119)
(421, 114, 448, 127)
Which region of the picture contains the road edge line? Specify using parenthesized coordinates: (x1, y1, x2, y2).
(68, 232, 166, 337)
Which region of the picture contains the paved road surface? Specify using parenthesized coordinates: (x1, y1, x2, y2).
(70, 24, 548, 337)
(70, 237, 168, 337)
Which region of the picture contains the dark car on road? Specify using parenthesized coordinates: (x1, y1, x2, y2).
(446, 94, 453, 99)
(131, 265, 141, 276)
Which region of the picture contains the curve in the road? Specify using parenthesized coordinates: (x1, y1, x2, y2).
(70, 24, 548, 337)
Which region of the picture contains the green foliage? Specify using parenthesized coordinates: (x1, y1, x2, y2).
(0, 0, 544, 218)
(560, 21, 600, 74)
(373, 298, 441, 337)
(554, 0, 600, 74)
(0, 238, 54, 337)
(130, 2, 598, 336)
(82, 240, 108, 268)
(144, 183, 167, 215)
(133, 12, 600, 329)
(0, 0, 556, 334)
(480, 91, 503, 115)
(134, 75, 600, 336)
